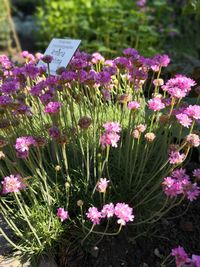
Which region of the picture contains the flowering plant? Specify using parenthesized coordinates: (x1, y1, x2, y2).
(0, 49, 199, 263)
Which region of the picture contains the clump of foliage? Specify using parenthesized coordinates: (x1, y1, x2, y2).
(0, 49, 200, 266)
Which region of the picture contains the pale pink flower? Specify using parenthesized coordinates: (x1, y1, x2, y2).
(148, 97, 165, 111)
(102, 122, 121, 133)
(100, 132, 120, 148)
(96, 178, 109, 193)
(57, 208, 69, 222)
(86, 207, 102, 225)
(176, 113, 192, 128)
(162, 177, 183, 197)
(136, 124, 146, 133)
(169, 151, 185, 165)
(1, 174, 26, 194)
(132, 129, 140, 139)
(127, 101, 140, 110)
(185, 105, 200, 120)
(171, 246, 190, 267)
(186, 134, 200, 147)
(101, 203, 115, 218)
(114, 203, 134, 225)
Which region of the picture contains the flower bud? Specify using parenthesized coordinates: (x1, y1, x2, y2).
(77, 200, 84, 207)
(55, 165, 61, 172)
(78, 116, 92, 129)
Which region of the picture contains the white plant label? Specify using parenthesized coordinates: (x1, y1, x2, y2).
(38, 38, 81, 75)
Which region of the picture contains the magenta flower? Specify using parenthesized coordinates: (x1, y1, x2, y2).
(45, 101, 61, 114)
(148, 97, 165, 111)
(191, 255, 200, 266)
(42, 55, 53, 64)
(162, 177, 184, 197)
(100, 132, 120, 148)
(183, 183, 200, 202)
(96, 178, 109, 193)
(176, 113, 192, 128)
(1, 174, 26, 194)
(186, 134, 200, 147)
(48, 126, 60, 138)
(162, 75, 196, 99)
(57, 208, 69, 222)
(193, 168, 200, 180)
(86, 207, 102, 225)
(172, 168, 190, 181)
(185, 105, 200, 120)
(114, 203, 134, 226)
(169, 151, 185, 165)
(101, 203, 115, 218)
(127, 101, 140, 110)
(171, 246, 190, 267)
(15, 136, 36, 159)
(102, 122, 121, 133)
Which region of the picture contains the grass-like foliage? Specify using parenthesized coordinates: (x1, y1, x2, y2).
(0, 49, 199, 265)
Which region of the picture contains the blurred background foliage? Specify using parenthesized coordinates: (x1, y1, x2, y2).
(1, 0, 200, 75)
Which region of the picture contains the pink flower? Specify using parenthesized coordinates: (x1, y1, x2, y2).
(45, 101, 61, 114)
(127, 101, 140, 110)
(169, 151, 185, 165)
(171, 246, 190, 267)
(102, 122, 121, 133)
(100, 132, 120, 148)
(176, 113, 192, 128)
(191, 255, 200, 266)
(162, 177, 184, 197)
(15, 136, 36, 159)
(86, 207, 102, 225)
(96, 178, 109, 193)
(1, 174, 26, 194)
(57, 208, 69, 222)
(153, 79, 164, 87)
(183, 183, 200, 202)
(136, 124, 146, 133)
(193, 169, 200, 180)
(101, 203, 115, 218)
(186, 134, 200, 147)
(185, 105, 200, 120)
(114, 203, 134, 225)
(91, 52, 105, 64)
(162, 75, 196, 99)
(148, 97, 165, 111)
(172, 168, 190, 181)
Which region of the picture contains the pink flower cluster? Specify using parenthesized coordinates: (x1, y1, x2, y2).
(15, 136, 36, 159)
(148, 97, 165, 111)
(127, 101, 140, 110)
(57, 208, 69, 222)
(1, 174, 26, 194)
(86, 203, 134, 226)
(162, 75, 196, 99)
(162, 168, 200, 201)
(168, 151, 185, 165)
(172, 246, 200, 267)
(100, 122, 121, 148)
(45, 101, 61, 114)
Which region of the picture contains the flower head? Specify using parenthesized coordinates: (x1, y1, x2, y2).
(114, 203, 134, 225)
(193, 169, 200, 180)
(186, 134, 200, 147)
(127, 101, 140, 110)
(101, 203, 115, 218)
(169, 151, 185, 165)
(102, 122, 121, 133)
(171, 246, 190, 267)
(57, 208, 69, 222)
(96, 178, 109, 193)
(45, 101, 61, 114)
(176, 113, 192, 128)
(86, 207, 102, 225)
(148, 97, 165, 111)
(1, 174, 26, 194)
